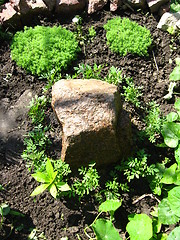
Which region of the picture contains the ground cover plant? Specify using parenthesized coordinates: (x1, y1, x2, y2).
(0, 7, 180, 240)
(10, 26, 80, 76)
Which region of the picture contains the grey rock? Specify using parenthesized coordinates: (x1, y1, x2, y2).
(51, 79, 132, 168)
(55, 0, 85, 14)
(157, 11, 180, 34)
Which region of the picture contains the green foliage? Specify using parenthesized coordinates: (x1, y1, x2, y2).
(72, 163, 100, 200)
(122, 77, 143, 107)
(126, 214, 153, 240)
(28, 95, 47, 124)
(0, 203, 24, 230)
(88, 26, 96, 39)
(31, 158, 71, 198)
(118, 149, 155, 182)
(170, 0, 180, 13)
(104, 17, 152, 56)
(162, 98, 180, 149)
(11, 26, 80, 76)
(167, 226, 180, 239)
(85, 199, 122, 240)
(74, 63, 103, 79)
(169, 58, 180, 81)
(145, 101, 163, 143)
(0, 0, 4, 6)
(105, 66, 123, 85)
(158, 186, 180, 225)
(92, 218, 122, 240)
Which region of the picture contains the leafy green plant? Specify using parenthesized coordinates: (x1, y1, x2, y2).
(85, 199, 122, 240)
(88, 26, 96, 39)
(40, 69, 62, 93)
(145, 101, 163, 143)
(170, 57, 180, 81)
(28, 228, 47, 240)
(117, 149, 155, 182)
(72, 15, 86, 46)
(170, 0, 180, 13)
(11, 26, 80, 76)
(74, 63, 103, 79)
(104, 66, 123, 85)
(122, 77, 143, 107)
(104, 17, 152, 56)
(31, 158, 71, 198)
(72, 163, 100, 200)
(28, 95, 47, 124)
(126, 213, 153, 240)
(0, 203, 24, 231)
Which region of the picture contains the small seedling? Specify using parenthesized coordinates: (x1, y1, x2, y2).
(122, 77, 143, 108)
(72, 162, 100, 200)
(31, 158, 71, 198)
(105, 66, 123, 85)
(88, 26, 96, 39)
(74, 63, 103, 79)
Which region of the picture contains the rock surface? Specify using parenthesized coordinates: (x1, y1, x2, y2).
(55, 0, 85, 14)
(146, 0, 169, 13)
(87, 0, 108, 14)
(157, 11, 180, 34)
(51, 79, 132, 167)
(110, 0, 122, 11)
(128, 0, 147, 9)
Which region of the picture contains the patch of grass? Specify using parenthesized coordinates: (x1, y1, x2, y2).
(104, 17, 152, 56)
(11, 26, 80, 76)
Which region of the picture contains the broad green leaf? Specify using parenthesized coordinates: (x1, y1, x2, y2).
(126, 214, 152, 240)
(175, 58, 180, 66)
(160, 163, 177, 184)
(56, 182, 71, 192)
(162, 122, 180, 148)
(168, 186, 180, 217)
(167, 112, 178, 122)
(174, 170, 180, 185)
(49, 184, 57, 198)
(170, 66, 180, 81)
(0, 203, 10, 216)
(30, 183, 49, 196)
(167, 226, 180, 240)
(152, 217, 161, 234)
(31, 172, 50, 183)
(46, 158, 54, 178)
(174, 99, 180, 111)
(175, 145, 180, 166)
(92, 218, 122, 240)
(158, 198, 179, 225)
(99, 200, 122, 213)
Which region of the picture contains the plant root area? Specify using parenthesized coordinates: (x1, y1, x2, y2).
(0, 7, 180, 240)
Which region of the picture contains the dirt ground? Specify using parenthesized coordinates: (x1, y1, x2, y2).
(0, 6, 180, 240)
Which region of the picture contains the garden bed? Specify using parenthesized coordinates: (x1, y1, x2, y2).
(0, 6, 180, 240)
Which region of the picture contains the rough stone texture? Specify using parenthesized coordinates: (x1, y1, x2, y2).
(146, 0, 169, 13)
(87, 0, 108, 14)
(55, 0, 85, 14)
(157, 11, 180, 34)
(128, 0, 147, 9)
(158, 1, 170, 16)
(17, 0, 48, 15)
(110, 0, 122, 11)
(0, 2, 21, 27)
(51, 79, 132, 167)
(43, 0, 56, 11)
(0, 89, 33, 137)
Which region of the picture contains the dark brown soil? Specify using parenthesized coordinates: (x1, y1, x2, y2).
(0, 7, 180, 240)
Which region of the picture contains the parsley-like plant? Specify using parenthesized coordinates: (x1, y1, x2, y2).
(104, 17, 152, 56)
(11, 26, 80, 76)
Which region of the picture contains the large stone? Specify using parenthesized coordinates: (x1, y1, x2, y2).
(110, 0, 122, 12)
(157, 11, 180, 34)
(0, 2, 21, 28)
(17, 0, 48, 15)
(87, 0, 108, 14)
(51, 79, 132, 167)
(55, 0, 85, 14)
(146, 0, 169, 13)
